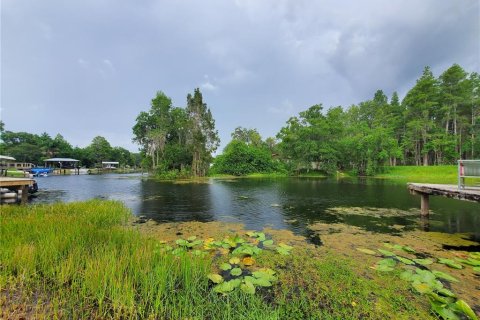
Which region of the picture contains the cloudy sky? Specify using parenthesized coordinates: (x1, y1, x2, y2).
(1, 0, 479, 152)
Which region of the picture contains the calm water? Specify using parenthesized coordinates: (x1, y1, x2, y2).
(30, 174, 480, 241)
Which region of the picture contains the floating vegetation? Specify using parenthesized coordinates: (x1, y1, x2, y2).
(200, 231, 292, 295)
(358, 242, 479, 320)
(325, 206, 421, 218)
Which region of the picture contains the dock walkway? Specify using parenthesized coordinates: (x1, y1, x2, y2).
(0, 177, 35, 204)
(407, 183, 480, 216)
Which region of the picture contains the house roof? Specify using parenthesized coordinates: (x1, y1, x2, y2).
(44, 158, 79, 162)
(102, 161, 119, 164)
(0, 155, 16, 161)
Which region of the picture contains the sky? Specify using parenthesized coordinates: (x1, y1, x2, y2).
(1, 0, 479, 153)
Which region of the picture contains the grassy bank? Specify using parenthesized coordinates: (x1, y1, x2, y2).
(1, 201, 432, 319)
(375, 165, 459, 184)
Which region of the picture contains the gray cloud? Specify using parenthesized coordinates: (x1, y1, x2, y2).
(1, 0, 478, 152)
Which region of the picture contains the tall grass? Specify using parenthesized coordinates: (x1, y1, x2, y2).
(1, 200, 431, 319)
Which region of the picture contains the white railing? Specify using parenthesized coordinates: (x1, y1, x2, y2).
(458, 160, 480, 189)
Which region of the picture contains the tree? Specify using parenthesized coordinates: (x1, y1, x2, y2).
(88, 136, 112, 166)
(186, 88, 220, 177)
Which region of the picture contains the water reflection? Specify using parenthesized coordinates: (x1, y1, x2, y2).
(30, 174, 480, 241)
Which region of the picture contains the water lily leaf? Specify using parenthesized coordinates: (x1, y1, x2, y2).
(240, 281, 256, 294)
(428, 292, 450, 304)
(413, 258, 434, 266)
(397, 256, 415, 265)
(276, 247, 291, 255)
(263, 239, 274, 246)
(251, 277, 272, 287)
(370, 264, 394, 272)
(175, 239, 188, 246)
(469, 252, 480, 260)
(393, 244, 404, 251)
(454, 300, 478, 320)
(242, 256, 255, 266)
(383, 243, 394, 249)
(438, 258, 463, 269)
(378, 249, 396, 257)
(252, 269, 277, 281)
(229, 257, 240, 265)
(412, 282, 432, 294)
(432, 270, 459, 283)
(213, 281, 235, 294)
(187, 236, 197, 241)
(208, 273, 224, 284)
(256, 233, 266, 241)
(456, 258, 480, 267)
(473, 267, 480, 274)
(436, 287, 456, 298)
(230, 267, 242, 277)
(402, 246, 416, 253)
(378, 258, 396, 267)
(220, 263, 232, 271)
(356, 248, 376, 255)
(246, 231, 256, 237)
(430, 300, 460, 320)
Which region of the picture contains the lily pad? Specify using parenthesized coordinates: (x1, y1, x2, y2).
(473, 266, 480, 274)
(213, 279, 241, 294)
(229, 257, 240, 265)
(456, 258, 480, 267)
(412, 282, 432, 294)
(397, 256, 415, 265)
(438, 258, 463, 269)
(378, 249, 396, 257)
(220, 263, 232, 271)
(240, 281, 256, 294)
(356, 248, 376, 255)
(208, 273, 224, 284)
(230, 267, 242, 277)
(454, 299, 478, 320)
(432, 270, 459, 283)
(413, 258, 434, 266)
(263, 239, 274, 246)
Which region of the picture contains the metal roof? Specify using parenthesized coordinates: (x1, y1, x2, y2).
(44, 158, 79, 162)
(0, 155, 16, 161)
(102, 161, 119, 164)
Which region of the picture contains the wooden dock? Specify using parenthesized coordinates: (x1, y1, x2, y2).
(408, 183, 480, 216)
(0, 177, 35, 204)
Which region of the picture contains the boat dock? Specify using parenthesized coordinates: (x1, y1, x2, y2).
(408, 183, 480, 216)
(0, 177, 36, 204)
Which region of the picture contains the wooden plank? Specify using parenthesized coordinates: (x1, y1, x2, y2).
(407, 183, 480, 203)
(0, 177, 34, 188)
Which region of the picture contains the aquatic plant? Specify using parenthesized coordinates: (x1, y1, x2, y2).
(357, 242, 479, 320)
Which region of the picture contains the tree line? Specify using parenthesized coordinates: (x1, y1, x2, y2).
(274, 64, 479, 175)
(134, 64, 479, 177)
(0, 122, 140, 168)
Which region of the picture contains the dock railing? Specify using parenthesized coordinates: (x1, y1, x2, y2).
(458, 160, 480, 189)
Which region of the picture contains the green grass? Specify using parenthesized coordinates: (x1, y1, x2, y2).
(375, 165, 460, 184)
(1, 201, 432, 319)
(4, 170, 28, 178)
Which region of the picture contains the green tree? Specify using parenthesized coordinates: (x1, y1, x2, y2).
(88, 136, 112, 166)
(186, 88, 220, 177)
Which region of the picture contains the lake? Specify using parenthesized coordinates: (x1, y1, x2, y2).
(30, 173, 480, 242)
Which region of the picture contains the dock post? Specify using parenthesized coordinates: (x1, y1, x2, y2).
(20, 185, 28, 204)
(420, 193, 429, 216)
